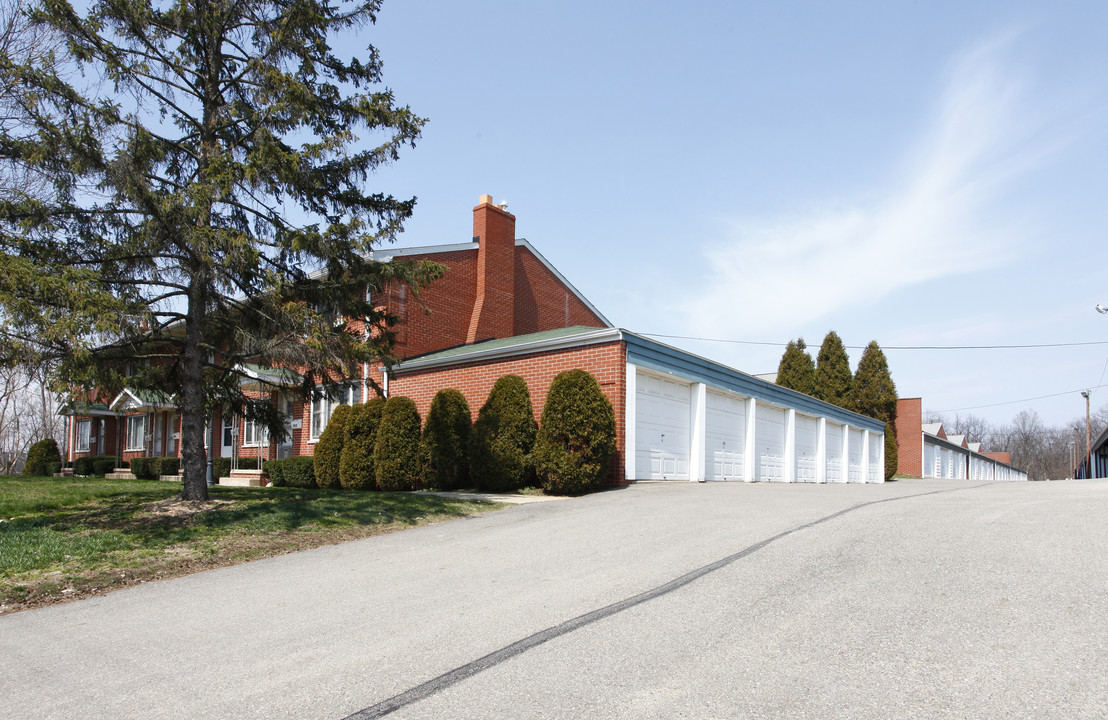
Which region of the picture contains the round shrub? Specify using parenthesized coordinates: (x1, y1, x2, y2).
(374, 396, 423, 491)
(469, 375, 537, 493)
(266, 457, 316, 488)
(533, 369, 616, 496)
(24, 438, 61, 477)
(314, 403, 352, 489)
(340, 397, 386, 490)
(421, 389, 471, 490)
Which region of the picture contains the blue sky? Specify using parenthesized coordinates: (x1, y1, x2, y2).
(351, 0, 1108, 429)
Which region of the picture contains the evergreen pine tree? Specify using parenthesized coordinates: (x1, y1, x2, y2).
(849, 341, 898, 424)
(313, 403, 352, 490)
(776, 339, 816, 396)
(814, 331, 853, 408)
(884, 421, 899, 481)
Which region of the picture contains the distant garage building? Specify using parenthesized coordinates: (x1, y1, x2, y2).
(385, 326, 887, 484)
(895, 398, 1027, 481)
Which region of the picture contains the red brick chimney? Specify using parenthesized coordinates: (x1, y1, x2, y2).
(466, 194, 516, 343)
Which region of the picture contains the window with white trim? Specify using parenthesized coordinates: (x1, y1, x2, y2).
(243, 417, 268, 447)
(310, 384, 356, 440)
(76, 419, 91, 453)
(126, 414, 146, 452)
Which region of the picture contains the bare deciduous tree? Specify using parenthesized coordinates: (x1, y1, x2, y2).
(0, 366, 66, 473)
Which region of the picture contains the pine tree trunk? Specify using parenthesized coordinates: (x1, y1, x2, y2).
(179, 281, 209, 501)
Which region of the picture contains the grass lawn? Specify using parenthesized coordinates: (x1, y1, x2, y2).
(0, 475, 504, 614)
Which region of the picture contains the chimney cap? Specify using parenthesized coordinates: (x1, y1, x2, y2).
(479, 193, 493, 205)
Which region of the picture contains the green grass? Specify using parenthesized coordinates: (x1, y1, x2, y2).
(0, 475, 503, 613)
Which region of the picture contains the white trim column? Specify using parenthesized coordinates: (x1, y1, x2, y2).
(861, 430, 871, 484)
(816, 417, 827, 483)
(624, 363, 637, 482)
(842, 425, 851, 483)
(690, 383, 707, 482)
(784, 408, 796, 484)
(744, 398, 757, 482)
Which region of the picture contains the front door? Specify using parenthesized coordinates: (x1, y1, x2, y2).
(221, 412, 235, 458)
(278, 395, 295, 459)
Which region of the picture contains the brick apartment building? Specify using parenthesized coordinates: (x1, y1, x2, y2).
(894, 398, 1027, 481)
(66, 194, 889, 485)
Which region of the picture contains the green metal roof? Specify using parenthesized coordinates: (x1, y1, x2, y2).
(395, 326, 614, 369)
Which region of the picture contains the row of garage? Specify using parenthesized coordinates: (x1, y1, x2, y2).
(623, 331, 886, 483)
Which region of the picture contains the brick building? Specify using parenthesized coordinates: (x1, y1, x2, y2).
(65, 194, 888, 485)
(894, 398, 1027, 481)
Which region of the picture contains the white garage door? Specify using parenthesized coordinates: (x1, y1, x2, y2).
(756, 405, 786, 482)
(867, 433, 882, 483)
(795, 414, 819, 483)
(705, 390, 746, 481)
(635, 371, 691, 480)
(848, 428, 864, 483)
(825, 422, 843, 483)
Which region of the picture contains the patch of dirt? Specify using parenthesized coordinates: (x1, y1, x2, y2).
(140, 497, 235, 520)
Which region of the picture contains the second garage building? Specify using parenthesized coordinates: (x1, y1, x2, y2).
(385, 326, 886, 484)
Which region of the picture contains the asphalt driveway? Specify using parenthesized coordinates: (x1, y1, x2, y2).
(2, 478, 1106, 719)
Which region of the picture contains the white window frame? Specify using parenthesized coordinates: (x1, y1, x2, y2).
(76, 419, 92, 453)
(126, 414, 146, 452)
(242, 416, 268, 447)
(309, 384, 355, 441)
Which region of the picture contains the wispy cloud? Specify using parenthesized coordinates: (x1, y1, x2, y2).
(681, 30, 1056, 339)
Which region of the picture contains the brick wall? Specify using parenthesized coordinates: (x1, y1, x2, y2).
(387, 340, 628, 484)
(895, 397, 923, 477)
(514, 245, 607, 334)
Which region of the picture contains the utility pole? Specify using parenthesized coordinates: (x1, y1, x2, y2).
(1081, 390, 1092, 479)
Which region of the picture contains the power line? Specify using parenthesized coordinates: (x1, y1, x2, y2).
(639, 333, 1108, 351)
(932, 384, 1108, 413)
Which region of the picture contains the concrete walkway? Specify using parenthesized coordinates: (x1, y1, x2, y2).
(1, 478, 1106, 719)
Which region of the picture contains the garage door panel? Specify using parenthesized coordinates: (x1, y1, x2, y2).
(795, 414, 819, 483)
(825, 422, 843, 483)
(635, 371, 690, 480)
(756, 405, 785, 482)
(848, 428, 864, 483)
(705, 390, 745, 481)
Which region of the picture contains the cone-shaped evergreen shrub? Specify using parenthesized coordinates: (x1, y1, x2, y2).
(470, 374, 537, 492)
(421, 389, 471, 490)
(885, 421, 898, 480)
(814, 331, 853, 407)
(23, 438, 61, 476)
(374, 396, 423, 491)
(339, 397, 386, 490)
(776, 339, 815, 396)
(314, 403, 351, 489)
(533, 369, 616, 496)
(849, 341, 898, 424)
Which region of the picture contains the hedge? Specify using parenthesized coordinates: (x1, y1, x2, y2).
(420, 389, 471, 491)
(340, 397, 386, 490)
(211, 456, 259, 480)
(533, 369, 616, 496)
(75, 455, 118, 476)
(24, 438, 62, 477)
(45, 462, 62, 476)
(374, 396, 422, 492)
(314, 403, 352, 489)
(469, 374, 537, 493)
(264, 457, 316, 488)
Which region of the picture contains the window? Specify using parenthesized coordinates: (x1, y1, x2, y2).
(126, 415, 146, 452)
(243, 417, 267, 447)
(76, 420, 91, 453)
(309, 384, 356, 440)
(223, 415, 234, 447)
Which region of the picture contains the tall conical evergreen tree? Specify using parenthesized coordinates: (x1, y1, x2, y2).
(776, 339, 816, 396)
(814, 331, 853, 408)
(849, 341, 898, 424)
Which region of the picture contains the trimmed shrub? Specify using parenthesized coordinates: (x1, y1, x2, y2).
(45, 462, 62, 476)
(374, 396, 423, 491)
(265, 457, 316, 488)
(23, 438, 61, 476)
(129, 457, 150, 479)
(92, 458, 116, 477)
(263, 459, 285, 486)
(156, 457, 180, 477)
(340, 397, 386, 490)
(533, 369, 617, 496)
(212, 457, 231, 480)
(470, 375, 537, 493)
(314, 403, 352, 489)
(75, 455, 116, 476)
(420, 389, 471, 491)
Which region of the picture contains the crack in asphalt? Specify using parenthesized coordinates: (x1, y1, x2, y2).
(343, 483, 988, 719)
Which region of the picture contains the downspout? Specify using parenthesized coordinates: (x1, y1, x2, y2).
(382, 367, 389, 398)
